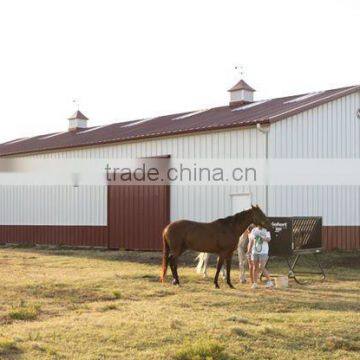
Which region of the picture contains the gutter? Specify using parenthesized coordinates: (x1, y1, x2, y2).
(256, 123, 270, 214)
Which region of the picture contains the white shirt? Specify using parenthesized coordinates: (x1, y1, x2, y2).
(249, 227, 271, 255)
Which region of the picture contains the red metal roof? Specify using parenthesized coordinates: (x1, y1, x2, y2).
(228, 79, 256, 92)
(0, 85, 359, 156)
(68, 110, 89, 120)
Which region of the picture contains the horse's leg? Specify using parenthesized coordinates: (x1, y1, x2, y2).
(169, 255, 177, 285)
(172, 256, 180, 285)
(196, 253, 205, 276)
(214, 256, 224, 289)
(204, 253, 209, 278)
(226, 255, 235, 289)
(238, 247, 247, 284)
(221, 263, 226, 279)
(169, 254, 181, 285)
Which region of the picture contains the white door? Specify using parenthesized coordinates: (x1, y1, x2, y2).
(231, 193, 251, 214)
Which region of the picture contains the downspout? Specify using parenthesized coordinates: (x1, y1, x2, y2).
(256, 123, 270, 214)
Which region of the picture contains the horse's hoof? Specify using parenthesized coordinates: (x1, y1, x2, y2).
(228, 284, 235, 289)
(172, 279, 180, 286)
(214, 284, 220, 289)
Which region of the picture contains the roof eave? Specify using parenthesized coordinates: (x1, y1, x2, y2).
(0, 119, 269, 157)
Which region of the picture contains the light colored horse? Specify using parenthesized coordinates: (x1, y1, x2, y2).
(196, 252, 226, 278)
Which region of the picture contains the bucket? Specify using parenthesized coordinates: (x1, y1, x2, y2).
(275, 276, 288, 289)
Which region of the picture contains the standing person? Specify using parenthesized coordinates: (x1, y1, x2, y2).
(248, 225, 273, 289)
(238, 225, 255, 283)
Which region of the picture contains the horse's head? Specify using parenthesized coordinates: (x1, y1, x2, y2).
(251, 205, 273, 232)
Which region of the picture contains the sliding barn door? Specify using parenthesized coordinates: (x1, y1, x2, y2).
(108, 184, 170, 250)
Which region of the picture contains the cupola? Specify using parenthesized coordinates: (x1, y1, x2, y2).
(228, 79, 255, 107)
(68, 110, 89, 131)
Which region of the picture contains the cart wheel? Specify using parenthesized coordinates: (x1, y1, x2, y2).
(293, 273, 326, 285)
(292, 275, 308, 285)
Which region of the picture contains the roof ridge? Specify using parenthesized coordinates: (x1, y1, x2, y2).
(262, 84, 359, 103)
(269, 85, 360, 122)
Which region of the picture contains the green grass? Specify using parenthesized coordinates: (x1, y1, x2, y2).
(0, 338, 20, 356)
(174, 339, 227, 360)
(112, 290, 121, 299)
(0, 247, 359, 359)
(8, 303, 41, 321)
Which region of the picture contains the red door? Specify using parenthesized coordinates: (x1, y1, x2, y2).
(108, 184, 170, 250)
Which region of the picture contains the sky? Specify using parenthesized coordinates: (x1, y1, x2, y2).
(0, 0, 359, 143)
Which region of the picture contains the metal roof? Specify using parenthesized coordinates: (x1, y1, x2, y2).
(0, 85, 359, 156)
(228, 79, 256, 92)
(68, 110, 89, 120)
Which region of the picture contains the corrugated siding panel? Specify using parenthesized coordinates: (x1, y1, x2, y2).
(23, 127, 268, 222)
(322, 226, 360, 251)
(0, 185, 107, 226)
(268, 185, 360, 226)
(268, 92, 360, 250)
(270, 92, 360, 158)
(0, 226, 108, 247)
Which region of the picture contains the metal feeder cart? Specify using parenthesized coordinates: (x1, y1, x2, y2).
(265, 217, 326, 284)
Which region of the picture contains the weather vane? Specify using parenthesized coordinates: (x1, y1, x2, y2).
(72, 99, 80, 111)
(235, 65, 245, 78)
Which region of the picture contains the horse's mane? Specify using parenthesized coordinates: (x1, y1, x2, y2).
(217, 215, 236, 225)
(216, 208, 252, 225)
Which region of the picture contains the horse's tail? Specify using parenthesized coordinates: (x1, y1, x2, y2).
(196, 252, 207, 274)
(160, 230, 170, 283)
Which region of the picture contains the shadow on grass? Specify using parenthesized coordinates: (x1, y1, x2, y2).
(0, 339, 23, 359)
(0, 245, 204, 267)
(304, 287, 360, 296)
(2, 245, 359, 269)
(17, 282, 120, 305)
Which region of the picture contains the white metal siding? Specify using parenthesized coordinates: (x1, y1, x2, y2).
(4, 91, 358, 228)
(270, 92, 360, 158)
(2, 127, 267, 224)
(268, 92, 360, 226)
(0, 185, 107, 226)
(31, 127, 265, 160)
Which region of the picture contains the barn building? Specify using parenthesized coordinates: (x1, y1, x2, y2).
(0, 80, 359, 251)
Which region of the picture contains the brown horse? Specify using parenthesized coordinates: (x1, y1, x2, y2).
(161, 205, 273, 288)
